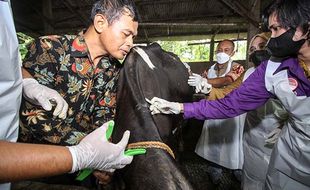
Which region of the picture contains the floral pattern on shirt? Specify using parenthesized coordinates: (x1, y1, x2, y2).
(19, 32, 121, 146)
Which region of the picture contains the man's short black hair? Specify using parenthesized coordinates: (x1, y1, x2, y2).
(91, 0, 139, 24)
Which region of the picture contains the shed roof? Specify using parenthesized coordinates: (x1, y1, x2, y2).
(11, 0, 273, 43)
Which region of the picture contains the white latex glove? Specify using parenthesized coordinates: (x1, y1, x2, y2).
(188, 73, 212, 94)
(22, 78, 68, 119)
(265, 127, 282, 144)
(146, 97, 182, 115)
(199, 80, 212, 94)
(188, 73, 203, 88)
(68, 122, 133, 173)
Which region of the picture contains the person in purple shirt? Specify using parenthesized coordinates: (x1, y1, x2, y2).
(148, 0, 310, 189)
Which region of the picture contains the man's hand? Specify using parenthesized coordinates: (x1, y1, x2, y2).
(188, 73, 212, 94)
(68, 121, 133, 173)
(146, 97, 182, 115)
(225, 65, 245, 81)
(93, 171, 113, 185)
(22, 78, 68, 119)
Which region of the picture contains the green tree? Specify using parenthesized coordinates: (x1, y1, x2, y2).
(157, 40, 246, 63)
(17, 32, 33, 60)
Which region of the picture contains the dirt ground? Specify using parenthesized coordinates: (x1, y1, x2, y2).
(179, 119, 241, 190)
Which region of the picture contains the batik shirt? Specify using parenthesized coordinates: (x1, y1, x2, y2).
(19, 32, 121, 146)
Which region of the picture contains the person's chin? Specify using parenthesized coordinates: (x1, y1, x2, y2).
(113, 52, 127, 60)
(111, 54, 124, 60)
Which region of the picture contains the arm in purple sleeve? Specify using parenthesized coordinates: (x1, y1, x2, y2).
(184, 62, 274, 120)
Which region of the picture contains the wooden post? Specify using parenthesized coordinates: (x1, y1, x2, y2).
(209, 34, 215, 63)
(42, 0, 54, 34)
(246, 0, 261, 68)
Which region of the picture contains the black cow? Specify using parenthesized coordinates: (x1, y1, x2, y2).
(112, 43, 193, 190)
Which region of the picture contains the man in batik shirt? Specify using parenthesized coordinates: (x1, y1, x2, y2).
(19, 0, 138, 148)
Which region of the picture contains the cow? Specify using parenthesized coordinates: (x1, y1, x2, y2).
(112, 43, 194, 190)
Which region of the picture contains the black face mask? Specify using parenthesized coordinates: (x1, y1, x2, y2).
(266, 28, 305, 59)
(249, 50, 271, 67)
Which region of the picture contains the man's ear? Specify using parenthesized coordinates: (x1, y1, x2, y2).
(294, 27, 308, 41)
(231, 50, 235, 57)
(93, 14, 108, 33)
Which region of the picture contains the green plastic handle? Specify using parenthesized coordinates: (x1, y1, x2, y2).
(76, 120, 115, 181)
(75, 168, 92, 181)
(106, 120, 115, 140)
(125, 148, 146, 156)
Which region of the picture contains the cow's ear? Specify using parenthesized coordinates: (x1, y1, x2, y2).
(93, 14, 108, 33)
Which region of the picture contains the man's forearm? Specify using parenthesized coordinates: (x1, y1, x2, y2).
(22, 67, 33, 78)
(207, 75, 243, 100)
(0, 141, 72, 183)
(208, 76, 233, 88)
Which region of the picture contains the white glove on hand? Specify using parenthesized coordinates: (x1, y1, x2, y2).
(22, 78, 68, 119)
(199, 81, 212, 94)
(68, 122, 133, 173)
(146, 97, 182, 115)
(188, 73, 212, 94)
(265, 127, 282, 144)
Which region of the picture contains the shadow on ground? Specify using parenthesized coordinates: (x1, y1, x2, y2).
(179, 118, 241, 190)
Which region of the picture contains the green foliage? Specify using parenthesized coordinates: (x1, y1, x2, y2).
(17, 32, 34, 60)
(157, 40, 210, 62)
(231, 40, 247, 61)
(157, 40, 247, 62)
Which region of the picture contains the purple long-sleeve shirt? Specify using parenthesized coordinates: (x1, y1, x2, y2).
(184, 57, 310, 120)
(183, 57, 310, 188)
(184, 60, 274, 120)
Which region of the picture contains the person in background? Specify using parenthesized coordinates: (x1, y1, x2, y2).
(240, 32, 288, 190)
(191, 39, 244, 92)
(188, 39, 245, 186)
(205, 33, 271, 100)
(148, 0, 310, 189)
(0, 1, 133, 190)
(188, 39, 245, 94)
(203, 32, 288, 190)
